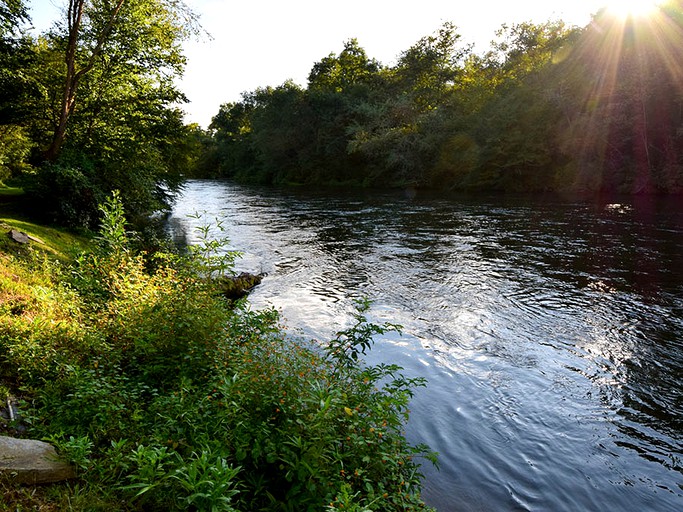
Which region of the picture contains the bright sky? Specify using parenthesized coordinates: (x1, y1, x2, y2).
(29, 0, 615, 127)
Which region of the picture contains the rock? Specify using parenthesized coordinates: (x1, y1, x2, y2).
(27, 234, 45, 245)
(215, 272, 264, 300)
(1, 397, 27, 436)
(6, 229, 44, 246)
(0, 436, 76, 484)
(7, 229, 30, 244)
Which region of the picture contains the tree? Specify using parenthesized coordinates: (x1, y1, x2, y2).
(555, 4, 683, 193)
(43, 0, 124, 161)
(0, 0, 28, 35)
(23, 0, 199, 226)
(207, 99, 258, 178)
(392, 22, 469, 109)
(248, 81, 312, 184)
(0, 0, 37, 181)
(308, 38, 381, 93)
(347, 23, 470, 186)
(42, 0, 195, 162)
(0, 0, 36, 125)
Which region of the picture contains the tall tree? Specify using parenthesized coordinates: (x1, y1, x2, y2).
(43, 0, 125, 161)
(392, 21, 469, 109)
(348, 23, 470, 186)
(556, 3, 683, 193)
(24, 0, 199, 226)
(308, 38, 381, 93)
(0, 0, 36, 125)
(42, 0, 196, 162)
(0, 0, 28, 34)
(0, 0, 37, 181)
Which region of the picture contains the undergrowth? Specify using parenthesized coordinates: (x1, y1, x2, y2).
(0, 192, 436, 511)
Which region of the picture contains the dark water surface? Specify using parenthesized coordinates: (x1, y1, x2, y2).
(169, 180, 683, 512)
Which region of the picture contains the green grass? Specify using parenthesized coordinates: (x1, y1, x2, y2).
(0, 186, 24, 196)
(0, 217, 91, 261)
(0, 187, 91, 261)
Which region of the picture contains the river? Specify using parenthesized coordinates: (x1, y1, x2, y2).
(168, 180, 683, 512)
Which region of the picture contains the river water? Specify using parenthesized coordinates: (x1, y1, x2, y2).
(169, 180, 683, 512)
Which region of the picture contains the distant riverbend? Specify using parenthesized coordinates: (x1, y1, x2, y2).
(169, 180, 683, 512)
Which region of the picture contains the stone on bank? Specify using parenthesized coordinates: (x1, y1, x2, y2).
(0, 435, 76, 484)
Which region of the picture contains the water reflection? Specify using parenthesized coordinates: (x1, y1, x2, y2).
(170, 181, 683, 511)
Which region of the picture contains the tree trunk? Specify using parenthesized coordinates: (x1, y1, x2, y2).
(43, 0, 126, 162)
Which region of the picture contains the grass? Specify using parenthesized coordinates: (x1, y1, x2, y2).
(0, 189, 92, 263)
(0, 186, 24, 196)
(0, 217, 91, 261)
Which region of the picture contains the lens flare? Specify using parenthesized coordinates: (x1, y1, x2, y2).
(604, 0, 661, 19)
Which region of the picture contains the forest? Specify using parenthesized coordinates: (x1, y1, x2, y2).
(199, 3, 683, 197)
(2, 1, 683, 229)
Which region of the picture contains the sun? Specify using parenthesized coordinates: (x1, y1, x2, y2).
(603, 0, 661, 19)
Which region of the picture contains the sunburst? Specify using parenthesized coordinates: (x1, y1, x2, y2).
(603, 0, 662, 19)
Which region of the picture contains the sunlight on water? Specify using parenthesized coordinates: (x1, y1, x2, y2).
(605, 203, 634, 216)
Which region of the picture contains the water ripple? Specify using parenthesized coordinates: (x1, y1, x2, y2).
(170, 181, 683, 512)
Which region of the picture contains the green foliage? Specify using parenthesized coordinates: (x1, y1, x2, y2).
(203, 8, 683, 195)
(184, 212, 241, 277)
(326, 298, 400, 367)
(23, 161, 101, 227)
(0, 0, 37, 128)
(392, 21, 469, 109)
(0, 0, 28, 35)
(96, 190, 129, 256)
(0, 125, 33, 182)
(118, 445, 240, 510)
(0, 196, 435, 510)
(50, 435, 95, 472)
(169, 451, 241, 511)
(308, 38, 381, 93)
(1, 0, 200, 227)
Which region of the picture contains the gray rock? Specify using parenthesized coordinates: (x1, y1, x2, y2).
(7, 229, 30, 244)
(0, 435, 76, 484)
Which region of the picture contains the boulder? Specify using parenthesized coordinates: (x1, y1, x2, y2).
(215, 272, 264, 300)
(0, 435, 76, 484)
(6, 229, 44, 246)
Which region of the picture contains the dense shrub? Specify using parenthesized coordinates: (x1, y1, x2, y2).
(22, 161, 101, 228)
(0, 193, 436, 511)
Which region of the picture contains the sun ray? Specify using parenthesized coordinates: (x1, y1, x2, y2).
(603, 0, 662, 19)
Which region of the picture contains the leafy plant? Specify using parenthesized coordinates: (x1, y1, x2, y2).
(49, 435, 94, 472)
(170, 450, 241, 512)
(1, 195, 436, 511)
(184, 212, 242, 277)
(326, 297, 401, 368)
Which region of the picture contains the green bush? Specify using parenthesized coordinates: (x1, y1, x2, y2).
(23, 161, 101, 227)
(1, 193, 436, 511)
(0, 125, 33, 183)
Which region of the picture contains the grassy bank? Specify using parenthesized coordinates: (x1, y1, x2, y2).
(0, 194, 436, 511)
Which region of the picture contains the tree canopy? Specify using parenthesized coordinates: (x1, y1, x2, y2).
(3, 2, 682, 224)
(202, 6, 683, 195)
(1, 0, 200, 226)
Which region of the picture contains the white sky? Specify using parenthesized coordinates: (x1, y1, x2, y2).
(28, 0, 612, 127)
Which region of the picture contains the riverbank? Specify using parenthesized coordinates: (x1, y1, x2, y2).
(0, 195, 436, 511)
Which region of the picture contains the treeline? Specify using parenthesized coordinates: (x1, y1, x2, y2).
(0, 0, 201, 227)
(199, 3, 683, 194)
(3, 2, 682, 230)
